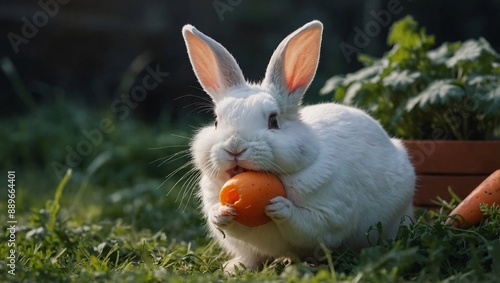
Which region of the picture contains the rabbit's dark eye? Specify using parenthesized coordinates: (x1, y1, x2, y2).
(268, 113, 279, 129)
(214, 120, 218, 129)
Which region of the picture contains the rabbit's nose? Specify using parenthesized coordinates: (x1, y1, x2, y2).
(224, 136, 248, 159)
(224, 148, 247, 159)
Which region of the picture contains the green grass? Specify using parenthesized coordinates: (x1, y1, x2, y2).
(1, 102, 500, 282)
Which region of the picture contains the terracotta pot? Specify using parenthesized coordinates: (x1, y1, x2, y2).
(403, 140, 500, 207)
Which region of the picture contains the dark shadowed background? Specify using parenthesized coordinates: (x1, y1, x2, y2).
(2, 0, 500, 121)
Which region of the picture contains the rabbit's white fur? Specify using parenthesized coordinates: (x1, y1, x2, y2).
(182, 21, 415, 272)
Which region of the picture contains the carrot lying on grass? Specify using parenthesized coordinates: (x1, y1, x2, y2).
(446, 169, 500, 228)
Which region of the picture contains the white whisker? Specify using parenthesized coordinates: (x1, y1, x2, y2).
(175, 92, 214, 116)
(175, 92, 212, 103)
(262, 159, 289, 178)
(179, 171, 201, 212)
(148, 146, 185, 152)
(160, 161, 193, 197)
(154, 151, 191, 168)
(148, 144, 189, 150)
(171, 134, 192, 140)
(189, 103, 215, 115)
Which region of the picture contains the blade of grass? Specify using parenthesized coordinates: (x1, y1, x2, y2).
(69, 151, 112, 212)
(320, 243, 337, 280)
(48, 168, 72, 231)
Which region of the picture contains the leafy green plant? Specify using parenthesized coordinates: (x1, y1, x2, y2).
(321, 16, 500, 140)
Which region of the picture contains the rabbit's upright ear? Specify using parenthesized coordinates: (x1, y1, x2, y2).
(263, 21, 323, 113)
(182, 25, 245, 102)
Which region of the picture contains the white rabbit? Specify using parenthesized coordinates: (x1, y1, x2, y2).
(182, 20, 415, 273)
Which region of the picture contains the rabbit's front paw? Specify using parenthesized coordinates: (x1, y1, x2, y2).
(265, 196, 293, 223)
(210, 204, 237, 228)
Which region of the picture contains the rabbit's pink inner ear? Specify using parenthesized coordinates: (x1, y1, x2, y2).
(185, 32, 220, 92)
(283, 26, 322, 95)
